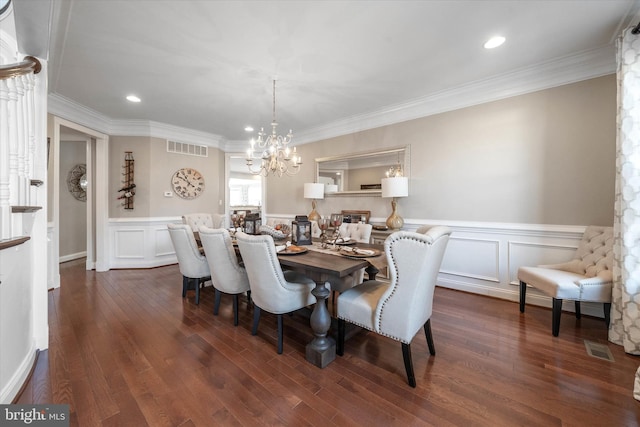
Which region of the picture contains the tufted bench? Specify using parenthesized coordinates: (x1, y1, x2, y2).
(518, 225, 613, 336)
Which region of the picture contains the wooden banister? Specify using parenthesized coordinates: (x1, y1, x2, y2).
(0, 55, 41, 80)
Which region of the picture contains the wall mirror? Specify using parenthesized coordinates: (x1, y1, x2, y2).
(316, 146, 410, 195)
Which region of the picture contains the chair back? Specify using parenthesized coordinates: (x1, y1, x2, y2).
(199, 227, 249, 294)
(561, 226, 613, 278)
(211, 213, 225, 228)
(167, 223, 210, 279)
(182, 213, 214, 232)
(235, 232, 309, 313)
(338, 223, 373, 243)
(376, 226, 451, 343)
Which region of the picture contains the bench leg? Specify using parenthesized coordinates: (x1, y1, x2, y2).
(519, 281, 527, 313)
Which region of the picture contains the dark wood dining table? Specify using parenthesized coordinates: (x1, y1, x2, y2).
(195, 230, 384, 368)
(277, 247, 372, 368)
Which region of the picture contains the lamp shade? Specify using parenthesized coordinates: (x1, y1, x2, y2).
(304, 183, 324, 199)
(381, 177, 408, 198)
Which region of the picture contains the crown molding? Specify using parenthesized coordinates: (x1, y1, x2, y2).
(49, 44, 615, 151)
(48, 93, 225, 148)
(293, 44, 616, 145)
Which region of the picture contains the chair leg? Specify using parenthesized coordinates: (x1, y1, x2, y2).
(552, 298, 563, 337)
(233, 294, 239, 326)
(252, 306, 261, 335)
(604, 302, 611, 328)
(182, 276, 188, 297)
(401, 343, 416, 388)
(277, 314, 284, 354)
(424, 319, 435, 356)
(519, 281, 527, 312)
(213, 289, 221, 315)
(337, 318, 345, 356)
(574, 301, 581, 319)
(195, 279, 201, 305)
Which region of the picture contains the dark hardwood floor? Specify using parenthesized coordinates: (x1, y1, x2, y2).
(15, 259, 640, 426)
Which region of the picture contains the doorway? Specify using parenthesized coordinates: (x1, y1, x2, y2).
(49, 117, 108, 289)
(225, 153, 265, 225)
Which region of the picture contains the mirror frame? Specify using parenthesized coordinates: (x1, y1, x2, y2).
(315, 145, 410, 196)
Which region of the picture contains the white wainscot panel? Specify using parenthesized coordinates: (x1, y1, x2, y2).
(108, 218, 180, 269)
(115, 229, 145, 258)
(155, 227, 175, 257)
(441, 237, 500, 282)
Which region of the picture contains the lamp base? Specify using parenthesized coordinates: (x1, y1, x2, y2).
(308, 199, 321, 222)
(386, 198, 404, 230)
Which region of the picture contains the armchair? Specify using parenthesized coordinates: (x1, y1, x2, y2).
(336, 227, 451, 387)
(518, 225, 613, 336)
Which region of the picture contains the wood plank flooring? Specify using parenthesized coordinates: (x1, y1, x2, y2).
(15, 259, 640, 426)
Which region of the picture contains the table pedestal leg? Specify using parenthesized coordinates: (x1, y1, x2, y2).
(306, 281, 335, 368)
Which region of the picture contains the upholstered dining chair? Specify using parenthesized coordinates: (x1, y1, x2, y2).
(182, 213, 223, 232)
(167, 223, 211, 304)
(235, 231, 316, 354)
(518, 225, 613, 337)
(337, 227, 451, 387)
(199, 226, 250, 326)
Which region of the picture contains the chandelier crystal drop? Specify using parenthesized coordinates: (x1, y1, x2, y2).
(246, 79, 302, 177)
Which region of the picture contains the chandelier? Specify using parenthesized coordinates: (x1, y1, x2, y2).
(385, 153, 404, 177)
(246, 80, 301, 177)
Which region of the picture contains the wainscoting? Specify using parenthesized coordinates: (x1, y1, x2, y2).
(106, 217, 598, 317)
(108, 217, 181, 269)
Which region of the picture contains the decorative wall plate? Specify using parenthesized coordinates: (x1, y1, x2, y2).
(67, 163, 87, 202)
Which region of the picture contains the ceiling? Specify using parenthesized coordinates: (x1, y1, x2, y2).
(23, 1, 640, 146)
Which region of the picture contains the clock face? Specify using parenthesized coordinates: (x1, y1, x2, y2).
(172, 168, 205, 200)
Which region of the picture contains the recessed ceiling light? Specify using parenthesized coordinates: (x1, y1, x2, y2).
(484, 36, 505, 49)
(126, 95, 141, 103)
(244, 126, 254, 132)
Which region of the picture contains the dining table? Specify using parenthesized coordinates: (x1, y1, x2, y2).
(194, 229, 386, 368)
(277, 240, 385, 368)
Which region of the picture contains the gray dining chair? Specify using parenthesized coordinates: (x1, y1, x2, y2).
(337, 227, 451, 387)
(235, 231, 316, 354)
(167, 223, 211, 304)
(199, 226, 251, 326)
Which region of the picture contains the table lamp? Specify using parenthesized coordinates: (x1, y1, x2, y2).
(381, 177, 408, 230)
(304, 183, 324, 222)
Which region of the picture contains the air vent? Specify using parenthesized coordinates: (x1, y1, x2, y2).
(584, 340, 614, 362)
(167, 140, 208, 157)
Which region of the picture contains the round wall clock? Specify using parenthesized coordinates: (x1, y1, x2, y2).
(171, 168, 205, 199)
(67, 163, 87, 202)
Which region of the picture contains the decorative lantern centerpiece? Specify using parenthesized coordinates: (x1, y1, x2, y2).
(244, 213, 262, 235)
(292, 215, 312, 245)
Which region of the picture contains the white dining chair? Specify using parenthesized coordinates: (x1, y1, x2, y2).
(235, 231, 316, 354)
(328, 222, 374, 304)
(337, 227, 451, 387)
(167, 223, 211, 304)
(199, 226, 250, 326)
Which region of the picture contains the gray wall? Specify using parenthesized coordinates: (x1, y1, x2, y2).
(266, 75, 616, 226)
(109, 136, 224, 218)
(59, 141, 87, 257)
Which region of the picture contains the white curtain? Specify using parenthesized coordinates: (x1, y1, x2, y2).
(608, 26, 640, 400)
